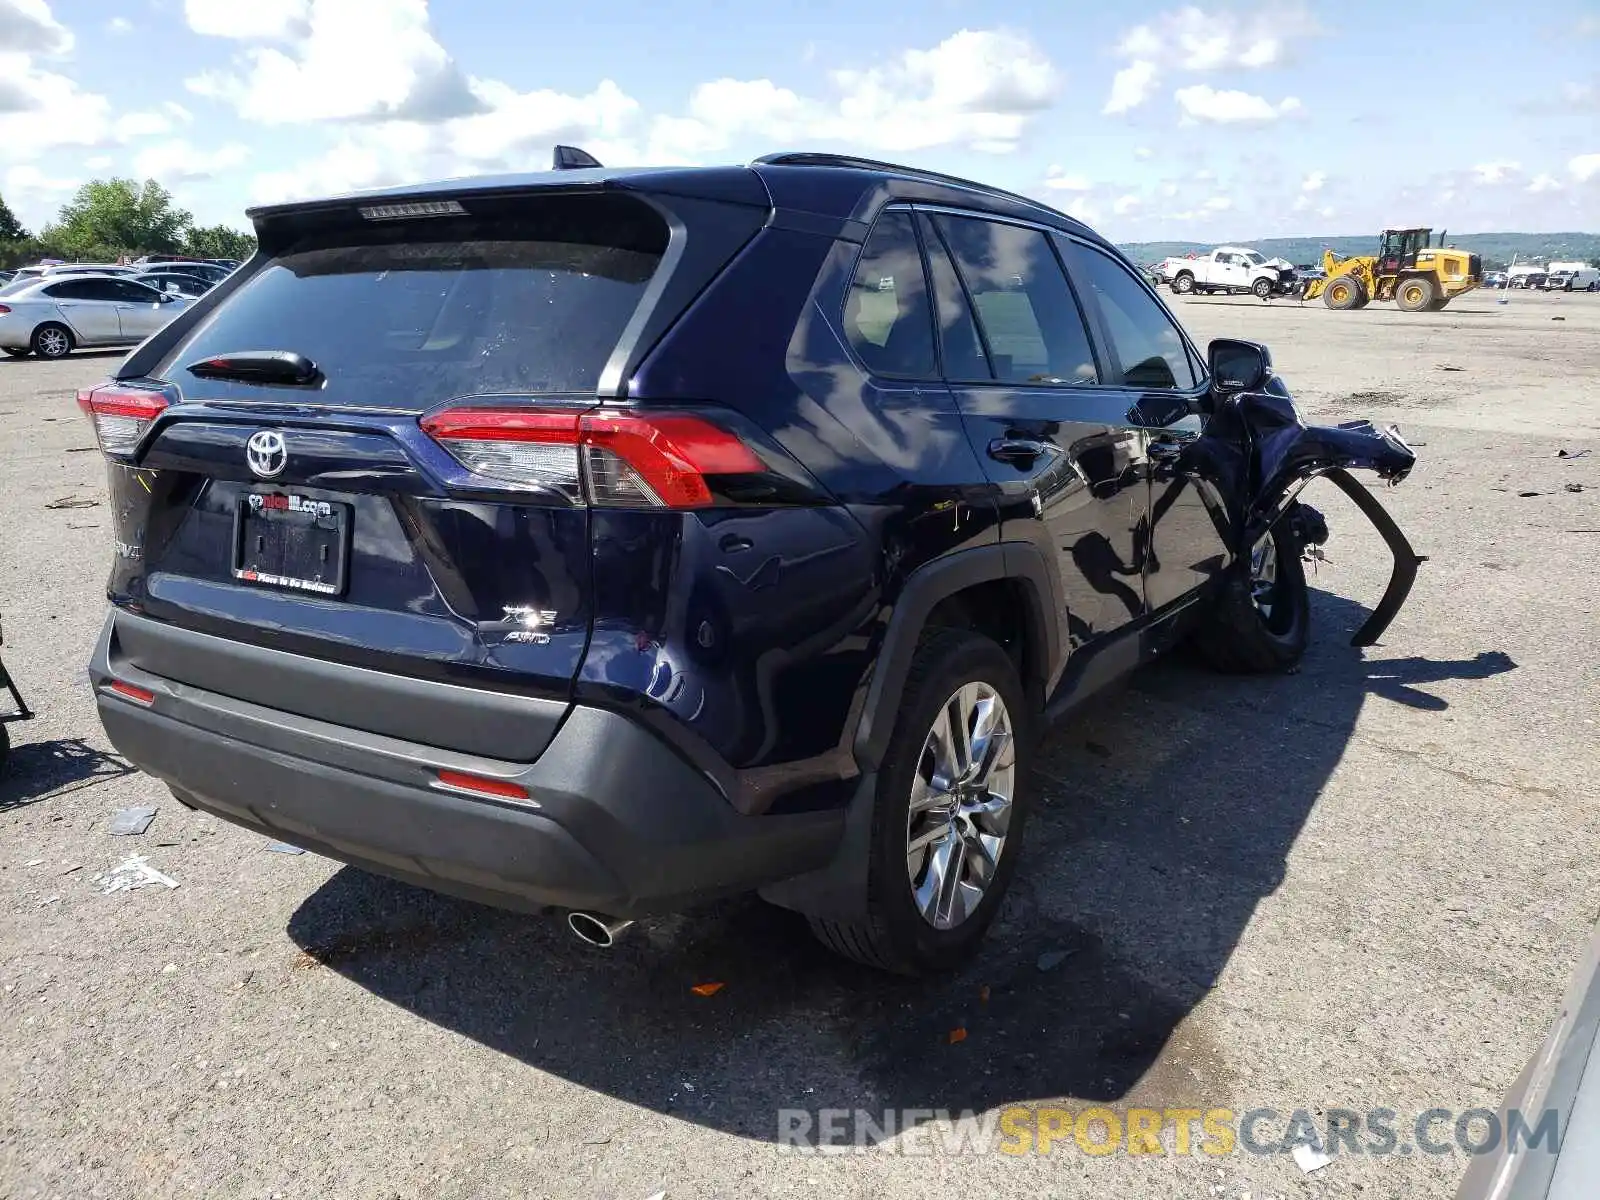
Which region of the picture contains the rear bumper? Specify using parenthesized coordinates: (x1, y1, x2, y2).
(90, 612, 843, 918)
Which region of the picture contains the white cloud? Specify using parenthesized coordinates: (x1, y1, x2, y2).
(824, 29, 1057, 154)
(1203, 195, 1232, 212)
(1571, 153, 1600, 182)
(113, 111, 174, 141)
(642, 29, 1060, 164)
(1300, 170, 1325, 192)
(1104, 60, 1157, 114)
(1527, 173, 1562, 193)
(5, 161, 72, 204)
(0, 50, 112, 155)
(133, 139, 251, 183)
(1472, 160, 1521, 183)
(1113, 193, 1141, 215)
(186, 0, 482, 124)
(236, 23, 1057, 191)
(106, 16, 132, 35)
(183, 0, 308, 40)
(85, 154, 111, 169)
(1103, 4, 1319, 112)
(1133, 146, 1153, 160)
(1174, 84, 1301, 123)
(1042, 167, 1091, 191)
(0, 0, 71, 54)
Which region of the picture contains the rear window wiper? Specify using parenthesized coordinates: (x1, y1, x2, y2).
(186, 350, 323, 387)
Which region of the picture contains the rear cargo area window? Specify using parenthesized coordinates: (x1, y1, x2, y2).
(160, 193, 668, 407)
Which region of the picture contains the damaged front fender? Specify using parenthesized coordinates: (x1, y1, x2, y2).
(1190, 383, 1425, 647)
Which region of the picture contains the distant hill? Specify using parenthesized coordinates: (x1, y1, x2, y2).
(1115, 232, 1600, 271)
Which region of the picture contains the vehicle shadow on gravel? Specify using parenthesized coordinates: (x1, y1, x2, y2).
(0, 737, 136, 811)
(286, 589, 1515, 1143)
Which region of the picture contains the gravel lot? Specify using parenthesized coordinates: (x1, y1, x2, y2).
(2, 288, 1596, 1199)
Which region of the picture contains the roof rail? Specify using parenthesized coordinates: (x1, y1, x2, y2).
(752, 151, 1061, 219)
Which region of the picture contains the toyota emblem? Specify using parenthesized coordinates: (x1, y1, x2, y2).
(246, 430, 287, 479)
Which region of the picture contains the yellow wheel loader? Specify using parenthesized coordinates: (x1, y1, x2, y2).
(1304, 229, 1483, 312)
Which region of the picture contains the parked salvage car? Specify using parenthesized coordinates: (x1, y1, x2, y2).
(1455, 915, 1600, 1200)
(0, 275, 189, 358)
(1165, 246, 1292, 298)
(82, 150, 1421, 974)
(134, 270, 213, 298)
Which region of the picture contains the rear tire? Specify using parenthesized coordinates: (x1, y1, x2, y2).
(1396, 276, 1436, 312)
(808, 628, 1032, 975)
(1171, 273, 1195, 295)
(31, 323, 73, 360)
(1194, 521, 1310, 674)
(1323, 276, 1365, 311)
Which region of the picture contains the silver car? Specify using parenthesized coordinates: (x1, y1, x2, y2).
(0, 274, 189, 359)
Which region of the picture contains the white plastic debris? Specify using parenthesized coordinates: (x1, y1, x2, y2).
(264, 841, 305, 855)
(1292, 1144, 1332, 1173)
(108, 806, 158, 836)
(98, 855, 180, 894)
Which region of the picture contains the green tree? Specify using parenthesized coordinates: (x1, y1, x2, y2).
(185, 223, 256, 261)
(0, 193, 28, 242)
(45, 178, 192, 258)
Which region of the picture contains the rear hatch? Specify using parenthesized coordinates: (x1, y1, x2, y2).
(84, 181, 769, 760)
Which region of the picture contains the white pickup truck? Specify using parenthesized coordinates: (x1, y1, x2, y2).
(1157, 246, 1293, 299)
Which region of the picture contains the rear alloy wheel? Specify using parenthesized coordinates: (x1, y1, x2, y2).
(31, 323, 73, 360)
(1323, 277, 1364, 311)
(808, 629, 1031, 974)
(904, 681, 1016, 931)
(1396, 276, 1436, 312)
(1252, 277, 1274, 300)
(1171, 273, 1195, 295)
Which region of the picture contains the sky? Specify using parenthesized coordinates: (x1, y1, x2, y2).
(0, 0, 1596, 242)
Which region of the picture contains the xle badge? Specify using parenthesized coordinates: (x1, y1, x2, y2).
(502, 606, 557, 645)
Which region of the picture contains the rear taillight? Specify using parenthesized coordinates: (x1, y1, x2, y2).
(421, 406, 764, 508)
(77, 384, 170, 457)
(0, 304, 10, 314)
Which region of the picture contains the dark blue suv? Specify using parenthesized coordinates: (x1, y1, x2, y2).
(83, 151, 1420, 973)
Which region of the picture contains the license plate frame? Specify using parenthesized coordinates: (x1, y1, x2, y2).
(231, 491, 352, 597)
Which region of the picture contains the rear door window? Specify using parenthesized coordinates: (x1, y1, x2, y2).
(841, 211, 936, 380)
(159, 193, 669, 408)
(932, 215, 1099, 386)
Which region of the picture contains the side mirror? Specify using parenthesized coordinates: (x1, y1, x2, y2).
(1208, 338, 1272, 393)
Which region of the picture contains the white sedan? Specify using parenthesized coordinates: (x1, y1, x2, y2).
(0, 274, 190, 359)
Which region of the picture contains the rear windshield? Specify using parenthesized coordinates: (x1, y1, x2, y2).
(158, 193, 667, 407)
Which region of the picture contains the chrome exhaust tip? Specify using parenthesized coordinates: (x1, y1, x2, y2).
(567, 911, 634, 948)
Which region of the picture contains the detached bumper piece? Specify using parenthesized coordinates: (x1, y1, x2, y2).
(89, 612, 842, 918)
(1322, 467, 1427, 648)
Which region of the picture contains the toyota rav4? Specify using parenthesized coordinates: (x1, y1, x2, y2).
(84, 151, 1422, 974)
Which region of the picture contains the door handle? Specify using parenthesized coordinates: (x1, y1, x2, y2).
(988, 437, 1056, 466)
